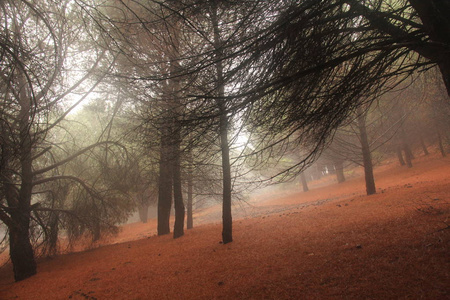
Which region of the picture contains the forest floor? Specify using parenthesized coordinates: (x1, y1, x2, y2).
(0, 153, 449, 299)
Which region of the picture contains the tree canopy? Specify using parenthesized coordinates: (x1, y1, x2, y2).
(1, 0, 449, 281)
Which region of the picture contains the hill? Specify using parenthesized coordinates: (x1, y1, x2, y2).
(0, 154, 449, 299)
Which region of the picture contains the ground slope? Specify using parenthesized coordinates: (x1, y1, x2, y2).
(0, 154, 449, 299)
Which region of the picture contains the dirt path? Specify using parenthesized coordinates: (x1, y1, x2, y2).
(0, 154, 449, 299)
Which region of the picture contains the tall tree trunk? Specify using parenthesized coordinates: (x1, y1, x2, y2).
(9, 82, 37, 281)
(403, 147, 413, 168)
(419, 135, 429, 156)
(138, 203, 149, 223)
(437, 130, 447, 157)
(9, 219, 36, 282)
(400, 127, 413, 168)
(212, 2, 232, 244)
(47, 212, 59, 256)
(164, 16, 185, 239)
(405, 142, 415, 160)
(4, 177, 36, 281)
(157, 127, 172, 235)
(187, 163, 194, 229)
(219, 108, 233, 244)
(9, 162, 35, 282)
(300, 172, 309, 192)
(407, 146, 414, 159)
(333, 158, 346, 183)
(399, 118, 414, 168)
(357, 108, 376, 195)
(172, 124, 185, 239)
(397, 147, 406, 166)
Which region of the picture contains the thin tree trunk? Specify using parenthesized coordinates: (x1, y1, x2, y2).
(333, 159, 346, 183)
(403, 147, 413, 168)
(138, 204, 149, 223)
(157, 127, 172, 235)
(48, 212, 59, 256)
(212, 2, 232, 244)
(300, 172, 309, 192)
(164, 17, 185, 239)
(437, 130, 447, 157)
(187, 163, 193, 229)
(405, 143, 415, 160)
(219, 106, 232, 244)
(419, 135, 429, 155)
(357, 108, 376, 195)
(173, 124, 185, 239)
(402, 144, 413, 168)
(397, 147, 406, 166)
(399, 126, 413, 168)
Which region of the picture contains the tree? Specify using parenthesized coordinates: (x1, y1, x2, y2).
(356, 107, 377, 195)
(300, 172, 309, 192)
(0, 0, 126, 281)
(327, 98, 399, 196)
(85, 0, 190, 237)
(344, 0, 450, 96)
(208, 0, 232, 244)
(422, 69, 450, 157)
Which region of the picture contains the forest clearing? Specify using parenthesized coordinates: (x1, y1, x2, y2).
(1, 153, 448, 299)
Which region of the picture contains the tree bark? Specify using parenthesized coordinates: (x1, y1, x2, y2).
(3, 175, 36, 281)
(172, 124, 185, 239)
(403, 147, 413, 168)
(47, 212, 59, 256)
(419, 135, 429, 156)
(157, 127, 172, 236)
(187, 163, 194, 229)
(9, 220, 37, 282)
(437, 130, 447, 157)
(405, 143, 415, 160)
(138, 203, 149, 223)
(219, 106, 233, 244)
(397, 147, 406, 166)
(212, 1, 232, 244)
(9, 78, 37, 281)
(357, 108, 376, 195)
(333, 159, 346, 183)
(400, 128, 413, 168)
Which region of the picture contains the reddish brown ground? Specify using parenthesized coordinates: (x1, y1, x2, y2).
(0, 154, 449, 299)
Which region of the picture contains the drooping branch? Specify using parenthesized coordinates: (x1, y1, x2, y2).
(33, 141, 126, 176)
(41, 51, 115, 134)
